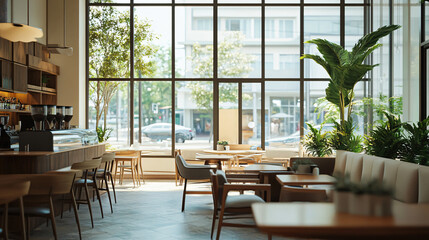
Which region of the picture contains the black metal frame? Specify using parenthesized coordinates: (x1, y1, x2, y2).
(421, 2, 428, 121)
(86, 0, 371, 157)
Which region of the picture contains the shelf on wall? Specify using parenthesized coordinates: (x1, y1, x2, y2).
(0, 109, 30, 114)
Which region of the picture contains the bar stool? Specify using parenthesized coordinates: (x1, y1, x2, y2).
(114, 150, 142, 187)
(0, 180, 30, 240)
(71, 158, 103, 228)
(91, 152, 116, 213)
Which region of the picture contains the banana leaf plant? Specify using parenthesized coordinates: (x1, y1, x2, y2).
(301, 25, 400, 128)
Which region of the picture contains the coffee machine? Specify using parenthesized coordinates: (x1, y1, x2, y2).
(0, 115, 10, 149)
(46, 105, 56, 130)
(31, 105, 47, 131)
(56, 106, 65, 130)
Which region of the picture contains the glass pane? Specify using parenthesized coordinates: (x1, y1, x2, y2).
(88, 81, 130, 149)
(175, 81, 213, 149)
(218, 7, 261, 78)
(266, 0, 300, 3)
(426, 5, 429, 41)
(372, 0, 390, 123)
(305, 0, 339, 3)
(176, 0, 213, 3)
(134, 0, 171, 3)
(89, 6, 130, 78)
(304, 7, 340, 79)
(265, 81, 300, 153)
(135, 81, 172, 155)
(218, 0, 260, 3)
(242, 83, 261, 146)
(345, 7, 364, 51)
(219, 82, 239, 144)
(134, 7, 172, 78)
(427, 50, 429, 115)
(266, 7, 300, 78)
(393, 2, 404, 119)
(176, 7, 213, 78)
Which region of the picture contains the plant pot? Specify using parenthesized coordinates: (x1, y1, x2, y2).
(349, 193, 371, 216)
(372, 195, 392, 217)
(224, 145, 230, 151)
(334, 191, 351, 213)
(217, 145, 224, 151)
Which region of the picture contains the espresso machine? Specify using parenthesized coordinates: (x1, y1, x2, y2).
(56, 106, 65, 130)
(64, 106, 73, 129)
(31, 105, 47, 131)
(0, 115, 10, 149)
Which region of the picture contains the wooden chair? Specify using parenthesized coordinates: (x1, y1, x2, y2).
(0, 180, 30, 240)
(228, 144, 260, 167)
(90, 152, 117, 213)
(210, 169, 271, 240)
(71, 158, 103, 228)
(6, 173, 78, 240)
(114, 150, 143, 187)
(174, 149, 183, 186)
(175, 154, 216, 212)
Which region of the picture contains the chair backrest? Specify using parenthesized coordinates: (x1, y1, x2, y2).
(101, 152, 116, 163)
(175, 154, 189, 178)
(228, 144, 251, 150)
(0, 180, 30, 204)
(210, 170, 218, 209)
(71, 158, 102, 171)
(26, 173, 75, 195)
(115, 150, 140, 156)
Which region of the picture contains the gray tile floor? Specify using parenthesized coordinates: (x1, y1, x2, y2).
(27, 180, 290, 240)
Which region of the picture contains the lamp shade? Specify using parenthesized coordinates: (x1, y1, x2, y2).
(0, 23, 43, 42)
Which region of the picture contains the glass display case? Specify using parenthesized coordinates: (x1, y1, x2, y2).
(52, 129, 98, 147)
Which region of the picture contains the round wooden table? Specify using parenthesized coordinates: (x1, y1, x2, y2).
(195, 154, 234, 170)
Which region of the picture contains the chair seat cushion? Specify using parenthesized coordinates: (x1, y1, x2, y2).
(225, 194, 265, 208)
(9, 206, 50, 216)
(74, 179, 94, 185)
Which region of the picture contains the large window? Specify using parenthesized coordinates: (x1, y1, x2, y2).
(88, 1, 373, 154)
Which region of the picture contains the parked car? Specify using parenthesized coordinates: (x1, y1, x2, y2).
(142, 123, 194, 143)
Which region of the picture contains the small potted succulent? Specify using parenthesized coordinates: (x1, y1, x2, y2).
(291, 159, 316, 174)
(349, 182, 372, 216)
(368, 180, 393, 217)
(217, 141, 228, 151)
(333, 173, 352, 213)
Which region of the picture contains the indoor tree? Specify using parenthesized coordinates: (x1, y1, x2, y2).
(301, 25, 400, 151)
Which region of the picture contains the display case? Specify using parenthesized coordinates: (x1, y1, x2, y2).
(52, 129, 98, 146)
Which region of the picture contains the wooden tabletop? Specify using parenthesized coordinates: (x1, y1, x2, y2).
(276, 174, 336, 185)
(252, 202, 429, 239)
(244, 164, 287, 172)
(203, 150, 265, 155)
(195, 154, 234, 161)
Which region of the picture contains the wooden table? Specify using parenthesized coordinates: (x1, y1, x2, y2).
(195, 154, 234, 170)
(244, 164, 287, 172)
(276, 174, 336, 186)
(204, 150, 266, 167)
(252, 202, 429, 239)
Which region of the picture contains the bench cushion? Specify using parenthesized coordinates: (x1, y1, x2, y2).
(333, 150, 347, 176)
(418, 165, 429, 203)
(362, 155, 386, 184)
(394, 162, 419, 203)
(345, 152, 363, 184)
(383, 160, 401, 190)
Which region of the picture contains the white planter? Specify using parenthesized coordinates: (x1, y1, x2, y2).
(217, 145, 224, 150)
(349, 193, 371, 216)
(334, 191, 351, 213)
(224, 145, 230, 151)
(372, 195, 392, 217)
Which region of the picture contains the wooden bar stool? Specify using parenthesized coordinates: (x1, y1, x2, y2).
(91, 152, 116, 213)
(0, 180, 30, 240)
(114, 150, 142, 187)
(71, 158, 103, 228)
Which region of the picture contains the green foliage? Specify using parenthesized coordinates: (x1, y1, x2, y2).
(301, 25, 400, 127)
(364, 112, 405, 159)
(96, 127, 112, 143)
(399, 117, 429, 165)
(329, 119, 363, 152)
(303, 123, 332, 157)
(217, 141, 229, 146)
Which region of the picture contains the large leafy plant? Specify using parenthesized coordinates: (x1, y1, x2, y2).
(303, 123, 332, 157)
(364, 112, 405, 159)
(329, 119, 363, 153)
(301, 25, 400, 129)
(399, 117, 429, 165)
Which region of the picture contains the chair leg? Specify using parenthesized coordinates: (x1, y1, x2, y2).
(26, 216, 30, 240)
(104, 175, 113, 213)
(94, 182, 104, 218)
(18, 197, 27, 240)
(70, 190, 82, 240)
(181, 179, 187, 212)
(210, 209, 217, 239)
(109, 173, 117, 203)
(216, 206, 226, 240)
(48, 197, 58, 240)
(84, 183, 94, 228)
(139, 159, 145, 184)
(3, 203, 8, 240)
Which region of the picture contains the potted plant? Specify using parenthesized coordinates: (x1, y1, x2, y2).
(367, 180, 393, 217)
(303, 122, 332, 157)
(217, 140, 228, 151)
(333, 174, 352, 213)
(301, 25, 400, 152)
(364, 112, 405, 159)
(399, 117, 429, 165)
(291, 158, 316, 174)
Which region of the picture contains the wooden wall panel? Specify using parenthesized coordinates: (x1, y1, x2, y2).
(69, 148, 85, 166)
(84, 146, 98, 160)
(0, 38, 12, 60)
(12, 42, 27, 65)
(49, 152, 69, 171)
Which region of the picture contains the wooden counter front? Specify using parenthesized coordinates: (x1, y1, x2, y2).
(0, 143, 106, 174)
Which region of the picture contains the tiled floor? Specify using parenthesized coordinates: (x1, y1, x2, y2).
(27, 180, 289, 240)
